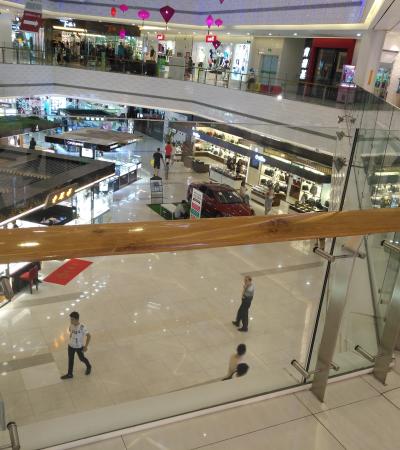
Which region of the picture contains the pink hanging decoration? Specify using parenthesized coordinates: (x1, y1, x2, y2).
(119, 28, 126, 39)
(205, 14, 214, 28)
(119, 4, 129, 13)
(219, 0, 225, 3)
(110, 6, 117, 17)
(138, 9, 150, 21)
(215, 18, 223, 27)
(159, 5, 176, 27)
(212, 40, 221, 49)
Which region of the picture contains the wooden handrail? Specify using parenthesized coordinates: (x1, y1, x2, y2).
(0, 208, 399, 264)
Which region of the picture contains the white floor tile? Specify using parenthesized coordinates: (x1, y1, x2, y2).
(316, 396, 400, 450)
(296, 378, 379, 413)
(20, 362, 62, 390)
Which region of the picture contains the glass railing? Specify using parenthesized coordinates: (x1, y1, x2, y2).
(0, 108, 399, 447)
(0, 46, 356, 109)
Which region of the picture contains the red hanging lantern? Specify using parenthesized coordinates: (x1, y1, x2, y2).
(119, 28, 126, 39)
(215, 18, 223, 27)
(119, 4, 128, 13)
(110, 6, 117, 17)
(159, 5, 176, 28)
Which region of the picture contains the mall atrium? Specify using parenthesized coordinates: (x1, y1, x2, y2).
(0, 1, 400, 449)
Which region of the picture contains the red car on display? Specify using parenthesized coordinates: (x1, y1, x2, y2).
(187, 182, 254, 217)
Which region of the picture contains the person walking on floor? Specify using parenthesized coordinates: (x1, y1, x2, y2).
(264, 185, 275, 215)
(223, 343, 246, 379)
(232, 276, 255, 332)
(152, 147, 164, 177)
(29, 137, 37, 150)
(61, 311, 92, 380)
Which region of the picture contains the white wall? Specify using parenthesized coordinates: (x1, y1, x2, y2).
(0, 63, 342, 154)
(354, 30, 386, 93)
(0, 13, 12, 48)
(277, 38, 305, 82)
(382, 32, 400, 107)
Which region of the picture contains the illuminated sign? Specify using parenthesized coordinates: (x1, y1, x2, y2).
(81, 148, 94, 158)
(255, 154, 266, 163)
(206, 35, 217, 43)
(157, 33, 165, 40)
(66, 140, 84, 147)
(59, 19, 76, 28)
(45, 184, 77, 208)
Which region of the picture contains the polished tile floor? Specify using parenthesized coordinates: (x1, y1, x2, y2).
(0, 136, 380, 448)
(52, 369, 400, 450)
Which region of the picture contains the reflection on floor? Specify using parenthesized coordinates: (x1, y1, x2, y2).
(1, 135, 322, 430)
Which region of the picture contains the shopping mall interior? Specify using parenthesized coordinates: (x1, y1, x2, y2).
(0, 1, 400, 449)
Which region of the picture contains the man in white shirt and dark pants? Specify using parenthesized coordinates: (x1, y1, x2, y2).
(232, 276, 255, 332)
(61, 311, 92, 379)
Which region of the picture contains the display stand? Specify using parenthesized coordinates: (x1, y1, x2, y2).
(150, 176, 163, 204)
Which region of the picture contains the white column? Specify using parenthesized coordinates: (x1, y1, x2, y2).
(354, 30, 386, 93)
(0, 13, 13, 48)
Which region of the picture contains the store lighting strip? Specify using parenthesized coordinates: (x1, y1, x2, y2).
(0, 203, 46, 228)
(0, 174, 114, 228)
(53, 25, 87, 32)
(75, 174, 114, 193)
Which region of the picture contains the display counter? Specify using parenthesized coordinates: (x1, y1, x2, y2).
(209, 167, 244, 189)
(107, 160, 141, 192)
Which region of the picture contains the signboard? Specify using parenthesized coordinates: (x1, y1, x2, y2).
(190, 188, 203, 219)
(20, 0, 42, 32)
(157, 33, 165, 41)
(206, 35, 217, 43)
(44, 184, 77, 208)
(81, 148, 94, 158)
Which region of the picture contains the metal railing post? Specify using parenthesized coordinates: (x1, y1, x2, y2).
(373, 240, 400, 384)
(0, 421, 20, 450)
(310, 239, 364, 402)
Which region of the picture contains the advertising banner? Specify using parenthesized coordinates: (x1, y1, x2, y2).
(190, 188, 203, 219)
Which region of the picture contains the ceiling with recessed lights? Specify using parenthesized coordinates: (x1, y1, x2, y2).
(0, 0, 396, 37)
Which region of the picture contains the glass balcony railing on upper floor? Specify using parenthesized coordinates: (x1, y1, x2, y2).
(0, 46, 368, 110)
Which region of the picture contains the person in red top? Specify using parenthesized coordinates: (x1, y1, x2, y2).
(165, 141, 173, 161)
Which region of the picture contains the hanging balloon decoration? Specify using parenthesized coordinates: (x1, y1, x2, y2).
(119, 28, 126, 39)
(215, 18, 223, 28)
(138, 8, 150, 27)
(110, 6, 117, 17)
(159, 5, 176, 29)
(119, 4, 129, 13)
(212, 40, 221, 49)
(205, 15, 214, 34)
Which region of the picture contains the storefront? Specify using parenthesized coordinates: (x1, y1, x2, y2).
(193, 125, 332, 212)
(45, 128, 142, 191)
(42, 19, 141, 65)
(0, 145, 115, 297)
(300, 38, 356, 100)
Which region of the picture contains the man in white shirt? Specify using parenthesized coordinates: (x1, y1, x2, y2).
(61, 311, 92, 380)
(232, 275, 255, 332)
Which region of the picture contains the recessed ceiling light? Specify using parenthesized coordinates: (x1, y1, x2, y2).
(293, 32, 298, 36)
(268, 33, 272, 36)
(246, 32, 250, 35)
(356, 33, 362, 37)
(227, 32, 230, 35)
